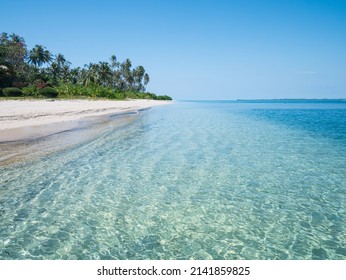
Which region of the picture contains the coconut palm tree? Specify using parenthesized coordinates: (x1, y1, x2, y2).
(120, 58, 134, 90)
(144, 73, 149, 85)
(132, 65, 145, 91)
(144, 73, 150, 90)
(9, 33, 25, 45)
(55, 53, 69, 68)
(68, 67, 81, 84)
(110, 55, 119, 69)
(81, 63, 98, 86)
(48, 53, 71, 82)
(56, 53, 65, 64)
(28, 45, 52, 67)
(96, 62, 113, 87)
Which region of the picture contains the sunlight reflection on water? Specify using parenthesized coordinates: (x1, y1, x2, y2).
(0, 102, 346, 260)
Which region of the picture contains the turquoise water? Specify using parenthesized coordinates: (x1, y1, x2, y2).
(1, 100, 346, 260)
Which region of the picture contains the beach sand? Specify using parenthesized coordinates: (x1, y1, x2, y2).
(0, 99, 172, 166)
(0, 99, 172, 142)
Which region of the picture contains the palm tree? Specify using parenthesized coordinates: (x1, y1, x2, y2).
(144, 73, 150, 86)
(28, 45, 52, 67)
(61, 65, 71, 81)
(48, 62, 60, 83)
(9, 33, 25, 45)
(110, 55, 119, 69)
(55, 53, 67, 67)
(132, 65, 145, 91)
(81, 63, 98, 86)
(69, 67, 81, 84)
(49, 53, 71, 82)
(120, 58, 133, 90)
(96, 62, 112, 87)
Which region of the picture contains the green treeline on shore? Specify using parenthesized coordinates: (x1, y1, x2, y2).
(0, 32, 172, 100)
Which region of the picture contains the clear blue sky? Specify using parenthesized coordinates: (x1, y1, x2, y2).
(1, 0, 346, 100)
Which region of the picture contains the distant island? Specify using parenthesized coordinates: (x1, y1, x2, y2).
(236, 99, 346, 103)
(181, 99, 345, 103)
(0, 32, 171, 100)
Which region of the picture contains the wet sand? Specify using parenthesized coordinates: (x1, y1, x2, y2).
(0, 99, 172, 166)
(0, 99, 171, 142)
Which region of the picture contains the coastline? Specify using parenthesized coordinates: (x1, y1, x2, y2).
(0, 99, 172, 166)
(0, 99, 172, 142)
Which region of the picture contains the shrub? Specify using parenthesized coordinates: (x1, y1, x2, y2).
(38, 87, 59, 98)
(124, 91, 139, 99)
(56, 83, 80, 97)
(2, 87, 23, 97)
(144, 93, 156, 99)
(156, 95, 172, 100)
(111, 91, 126, 99)
(22, 84, 38, 96)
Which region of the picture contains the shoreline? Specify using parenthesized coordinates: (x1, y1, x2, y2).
(0, 99, 172, 142)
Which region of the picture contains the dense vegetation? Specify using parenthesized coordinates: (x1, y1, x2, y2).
(0, 32, 171, 100)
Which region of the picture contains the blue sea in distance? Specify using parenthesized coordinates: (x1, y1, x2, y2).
(0, 100, 346, 260)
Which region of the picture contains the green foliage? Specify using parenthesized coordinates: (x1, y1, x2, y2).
(55, 83, 125, 99)
(55, 83, 171, 100)
(0, 33, 27, 78)
(112, 91, 126, 99)
(121, 91, 172, 100)
(0, 32, 173, 100)
(56, 83, 85, 97)
(2, 87, 23, 97)
(38, 87, 58, 98)
(22, 84, 38, 96)
(28, 45, 52, 67)
(155, 95, 172, 100)
(0, 64, 13, 87)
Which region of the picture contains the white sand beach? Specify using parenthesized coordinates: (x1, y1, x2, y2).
(0, 99, 172, 142)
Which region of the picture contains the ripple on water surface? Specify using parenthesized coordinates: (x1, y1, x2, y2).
(0, 102, 346, 259)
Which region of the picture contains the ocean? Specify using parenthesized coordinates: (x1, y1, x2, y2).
(0, 100, 345, 259)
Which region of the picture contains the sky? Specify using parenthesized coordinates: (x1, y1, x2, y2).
(1, 0, 346, 100)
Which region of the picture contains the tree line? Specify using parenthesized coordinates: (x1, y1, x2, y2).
(0, 32, 171, 100)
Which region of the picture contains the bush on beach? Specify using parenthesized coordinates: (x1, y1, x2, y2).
(1, 83, 172, 100)
(22, 84, 38, 96)
(2, 87, 23, 97)
(38, 87, 59, 98)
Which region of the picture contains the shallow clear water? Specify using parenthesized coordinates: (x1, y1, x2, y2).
(1, 100, 346, 260)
